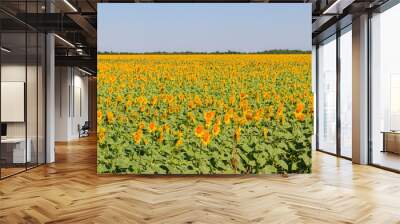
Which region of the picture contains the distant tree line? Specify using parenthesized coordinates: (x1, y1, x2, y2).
(98, 49, 311, 55)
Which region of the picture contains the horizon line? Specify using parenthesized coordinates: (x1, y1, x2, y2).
(97, 49, 311, 54)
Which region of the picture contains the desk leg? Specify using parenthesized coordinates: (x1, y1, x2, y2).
(382, 133, 386, 153)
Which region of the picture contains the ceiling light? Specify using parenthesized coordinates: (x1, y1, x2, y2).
(63, 0, 78, 12)
(323, 0, 354, 15)
(78, 67, 93, 76)
(1, 47, 11, 53)
(54, 34, 75, 48)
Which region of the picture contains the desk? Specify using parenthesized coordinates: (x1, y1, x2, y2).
(1, 138, 31, 163)
(382, 131, 400, 154)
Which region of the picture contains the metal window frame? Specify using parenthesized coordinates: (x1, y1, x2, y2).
(336, 28, 341, 157)
(315, 22, 353, 161)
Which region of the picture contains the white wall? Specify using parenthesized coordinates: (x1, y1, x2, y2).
(1, 64, 35, 138)
(55, 66, 70, 141)
(1, 65, 26, 141)
(1, 63, 46, 164)
(70, 72, 89, 139)
(55, 67, 89, 141)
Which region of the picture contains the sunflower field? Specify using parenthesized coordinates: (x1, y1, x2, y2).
(97, 54, 313, 174)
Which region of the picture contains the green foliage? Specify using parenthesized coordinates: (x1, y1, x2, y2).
(97, 54, 313, 174)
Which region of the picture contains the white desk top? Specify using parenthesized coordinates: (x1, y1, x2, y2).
(1, 138, 29, 143)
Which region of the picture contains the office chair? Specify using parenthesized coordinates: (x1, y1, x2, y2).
(79, 121, 90, 138)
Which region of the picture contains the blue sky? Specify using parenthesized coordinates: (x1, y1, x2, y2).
(98, 4, 311, 53)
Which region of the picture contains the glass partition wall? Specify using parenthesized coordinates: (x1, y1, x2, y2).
(316, 0, 400, 172)
(0, 31, 27, 177)
(0, 3, 46, 179)
(370, 3, 400, 171)
(339, 26, 352, 159)
(316, 25, 352, 159)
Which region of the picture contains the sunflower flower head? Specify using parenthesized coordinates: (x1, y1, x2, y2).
(224, 113, 232, 125)
(212, 123, 220, 136)
(201, 131, 212, 146)
(148, 122, 157, 132)
(296, 102, 305, 113)
(98, 127, 106, 144)
(195, 124, 204, 137)
(204, 111, 215, 127)
(176, 138, 183, 147)
(133, 129, 143, 144)
(97, 110, 103, 123)
(106, 111, 114, 123)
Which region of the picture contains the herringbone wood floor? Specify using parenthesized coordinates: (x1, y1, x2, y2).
(1, 136, 400, 224)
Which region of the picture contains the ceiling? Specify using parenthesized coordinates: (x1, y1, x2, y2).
(0, 0, 392, 74)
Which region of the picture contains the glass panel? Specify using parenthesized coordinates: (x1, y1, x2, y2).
(27, 31, 38, 169)
(1, 31, 27, 177)
(371, 4, 400, 171)
(26, 0, 39, 169)
(340, 27, 352, 158)
(318, 35, 337, 154)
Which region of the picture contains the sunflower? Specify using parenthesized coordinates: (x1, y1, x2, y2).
(176, 138, 183, 147)
(158, 132, 164, 143)
(294, 102, 305, 121)
(106, 111, 114, 123)
(224, 113, 232, 125)
(296, 102, 305, 113)
(201, 131, 212, 146)
(234, 127, 241, 142)
(98, 127, 106, 144)
(195, 124, 204, 137)
(97, 110, 103, 122)
(295, 112, 305, 121)
(204, 111, 215, 127)
(133, 129, 143, 144)
(212, 123, 220, 136)
(148, 122, 157, 132)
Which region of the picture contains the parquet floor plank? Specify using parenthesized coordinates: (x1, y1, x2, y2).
(0, 136, 399, 223)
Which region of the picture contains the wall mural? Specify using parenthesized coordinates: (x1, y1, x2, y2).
(97, 4, 313, 174)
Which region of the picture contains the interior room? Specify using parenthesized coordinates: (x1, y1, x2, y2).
(0, 0, 400, 223)
(0, 10, 46, 178)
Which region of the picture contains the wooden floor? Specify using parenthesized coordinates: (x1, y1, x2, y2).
(373, 151, 400, 171)
(0, 167, 26, 178)
(1, 136, 400, 224)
